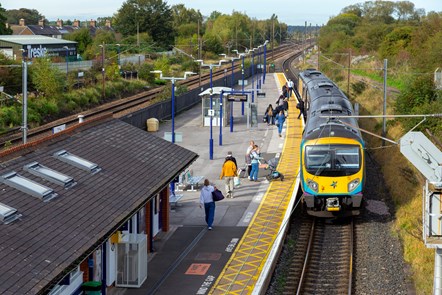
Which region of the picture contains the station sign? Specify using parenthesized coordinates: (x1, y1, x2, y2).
(227, 94, 248, 102)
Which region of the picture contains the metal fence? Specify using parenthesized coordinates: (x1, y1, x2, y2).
(121, 66, 254, 130)
(51, 55, 146, 73)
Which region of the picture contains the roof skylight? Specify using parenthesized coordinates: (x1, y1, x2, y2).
(0, 171, 58, 202)
(23, 162, 76, 188)
(53, 150, 101, 174)
(0, 202, 21, 224)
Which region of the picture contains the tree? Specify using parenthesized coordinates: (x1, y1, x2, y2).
(29, 58, 63, 99)
(113, 0, 174, 50)
(64, 28, 93, 55)
(0, 4, 11, 34)
(6, 8, 43, 25)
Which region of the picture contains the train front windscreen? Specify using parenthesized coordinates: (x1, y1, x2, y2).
(305, 144, 360, 176)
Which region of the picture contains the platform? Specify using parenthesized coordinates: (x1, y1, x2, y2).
(122, 72, 303, 295)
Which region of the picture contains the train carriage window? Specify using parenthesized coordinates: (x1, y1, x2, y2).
(335, 147, 359, 169)
(305, 145, 360, 176)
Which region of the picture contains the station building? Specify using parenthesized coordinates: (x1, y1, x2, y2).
(0, 115, 197, 294)
(0, 35, 77, 61)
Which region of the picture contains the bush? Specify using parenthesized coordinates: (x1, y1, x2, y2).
(352, 81, 367, 95)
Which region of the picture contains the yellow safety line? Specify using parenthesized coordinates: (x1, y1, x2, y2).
(210, 73, 303, 294)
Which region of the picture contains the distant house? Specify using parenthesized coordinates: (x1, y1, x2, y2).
(0, 116, 198, 294)
(10, 18, 63, 38)
(0, 35, 77, 61)
(9, 18, 115, 38)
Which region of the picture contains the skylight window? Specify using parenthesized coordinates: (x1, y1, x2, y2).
(0, 171, 58, 202)
(0, 202, 22, 224)
(24, 162, 76, 188)
(53, 150, 101, 174)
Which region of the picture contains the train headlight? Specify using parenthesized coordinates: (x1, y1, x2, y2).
(348, 178, 360, 192)
(307, 179, 318, 192)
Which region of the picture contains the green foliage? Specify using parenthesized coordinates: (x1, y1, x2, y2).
(378, 26, 414, 59)
(105, 63, 120, 81)
(29, 57, 63, 98)
(153, 55, 171, 75)
(0, 53, 22, 94)
(351, 80, 367, 95)
(138, 63, 155, 83)
(0, 4, 12, 34)
(395, 74, 435, 114)
(0, 106, 21, 127)
(64, 28, 93, 55)
(113, 0, 175, 49)
(5, 7, 42, 25)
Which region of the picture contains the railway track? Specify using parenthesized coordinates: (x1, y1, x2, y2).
(0, 44, 298, 147)
(286, 215, 354, 295)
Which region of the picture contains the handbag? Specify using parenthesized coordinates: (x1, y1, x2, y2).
(234, 176, 241, 187)
(212, 189, 224, 202)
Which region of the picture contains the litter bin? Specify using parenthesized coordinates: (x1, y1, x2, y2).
(82, 281, 102, 295)
(146, 118, 159, 132)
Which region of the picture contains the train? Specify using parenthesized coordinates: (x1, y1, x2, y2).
(297, 69, 365, 217)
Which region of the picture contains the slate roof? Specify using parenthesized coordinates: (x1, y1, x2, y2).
(0, 118, 198, 294)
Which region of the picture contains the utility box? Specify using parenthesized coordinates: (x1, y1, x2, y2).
(146, 118, 159, 132)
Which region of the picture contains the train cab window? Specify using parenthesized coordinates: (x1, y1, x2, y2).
(305, 145, 360, 176)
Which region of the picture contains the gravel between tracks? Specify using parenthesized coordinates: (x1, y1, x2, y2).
(267, 151, 415, 295)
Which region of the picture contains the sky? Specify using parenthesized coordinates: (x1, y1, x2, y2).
(2, 0, 441, 26)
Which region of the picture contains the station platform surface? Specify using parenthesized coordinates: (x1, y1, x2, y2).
(122, 72, 302, 295)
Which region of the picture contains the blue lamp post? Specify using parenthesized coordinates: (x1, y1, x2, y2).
(257, 45, 263, 89)
(150, 70, 196, 143)
(263, 40, 269, 84)
(233, 49, 247, 115)
(250, 48, 256, 102)
(194, 59, 228, 160)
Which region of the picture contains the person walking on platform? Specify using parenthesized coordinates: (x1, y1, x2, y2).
(276, 94, 285, 107)
(287, 79, 294, 98)
(249, 145, 261, 182)
(199, 179, 216, 230)
(276, 110, 286, 138)
(282, 98, 289, 118)
(264, 104, 275, 125)
(220, 152, 237, 198)
(245, 140, 255, 179)
(297, 99, 305, 119)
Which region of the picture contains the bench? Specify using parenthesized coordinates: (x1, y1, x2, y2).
(169, 193, 183, 210)
(187, 176, 204, 191)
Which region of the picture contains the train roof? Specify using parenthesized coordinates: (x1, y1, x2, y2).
(300, 70, 363, 143)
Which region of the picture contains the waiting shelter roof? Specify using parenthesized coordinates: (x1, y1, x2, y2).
(199, 87, 234, 96)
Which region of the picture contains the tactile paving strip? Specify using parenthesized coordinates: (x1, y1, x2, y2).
(209, 73, 303, 294)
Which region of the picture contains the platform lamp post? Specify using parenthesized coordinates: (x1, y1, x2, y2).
(249, 48, 257, 103)
(150, 71, 196, 144)
(20, 49, 28, 144)
(257, 44, 264, 89)
(194, 59, 228, 160)
(219, 53, 239, 89)
(233, 49, 246, 115)
(263, 40, 269, 84)
(63, 46, 69, 82)
(98, 44, 105, 98)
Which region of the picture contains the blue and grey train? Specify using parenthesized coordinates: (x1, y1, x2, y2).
(297, 69, 365, 217)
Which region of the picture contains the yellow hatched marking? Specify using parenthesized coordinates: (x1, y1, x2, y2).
(210, 73, 303, 294)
